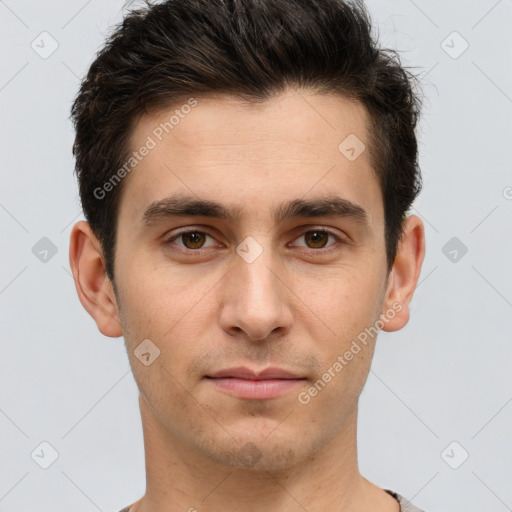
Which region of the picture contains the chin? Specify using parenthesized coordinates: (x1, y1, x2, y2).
(196, 428, 311, 471)
(210, 444, 301, 471)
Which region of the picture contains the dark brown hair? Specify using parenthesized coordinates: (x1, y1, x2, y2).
(71, 0, 422, 281)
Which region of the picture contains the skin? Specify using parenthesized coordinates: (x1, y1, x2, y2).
(70, 88, 425, 512)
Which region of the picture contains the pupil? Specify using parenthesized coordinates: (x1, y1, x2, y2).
(306, 231, 327, 248)
(185, 232, 204, 248)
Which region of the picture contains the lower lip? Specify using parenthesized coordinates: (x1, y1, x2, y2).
(207, 377, 305, 400)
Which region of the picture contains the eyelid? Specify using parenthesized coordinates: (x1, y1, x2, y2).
(165, 227, 220, 249)
(288, 227, 346, 250)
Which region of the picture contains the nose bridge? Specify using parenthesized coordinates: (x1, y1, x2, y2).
(219, 236, 292, 340)
(239, 249, 279, 307)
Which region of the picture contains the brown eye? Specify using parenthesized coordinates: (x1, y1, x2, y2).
(291, 229, 340, 251)
(303, 230, 330, 249)
(181, 232, 207, 249)
(166, 230, 217, 251)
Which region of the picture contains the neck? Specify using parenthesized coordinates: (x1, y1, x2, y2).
(130, 394, 398, 512)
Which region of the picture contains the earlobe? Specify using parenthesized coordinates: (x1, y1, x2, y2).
(69, 221, 123, 338)
(380, 215, 425, 332)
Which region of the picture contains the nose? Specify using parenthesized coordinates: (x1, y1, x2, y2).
(218, 247, 293, 341)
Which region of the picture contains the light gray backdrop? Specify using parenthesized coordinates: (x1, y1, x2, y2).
(1, 1, 511, 511)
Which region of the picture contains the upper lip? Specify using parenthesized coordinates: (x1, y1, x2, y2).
(207, 366, 304, 380)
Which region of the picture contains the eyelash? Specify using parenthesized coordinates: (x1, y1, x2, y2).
(164, 228, 346, 256)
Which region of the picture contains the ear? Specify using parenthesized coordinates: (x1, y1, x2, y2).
(380, 214, 425, 332)
(69, 221, 123, 338)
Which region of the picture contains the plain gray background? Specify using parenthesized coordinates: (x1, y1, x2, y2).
(1, 0, 511, 511)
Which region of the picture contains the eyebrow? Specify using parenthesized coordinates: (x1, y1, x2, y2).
(141, 193, 369, 227)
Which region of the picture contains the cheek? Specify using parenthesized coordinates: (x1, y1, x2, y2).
(297, 338, 376, 440)
(294, 268, 384, 404)
(117, 256, 204, 339)
(135, 358, 209, 438)
(297, 266, 384, 336)
(120, 287, 207, 423)
(116, 264, 213, 379)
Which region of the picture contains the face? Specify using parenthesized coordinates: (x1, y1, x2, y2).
(109, 89, 394, 470)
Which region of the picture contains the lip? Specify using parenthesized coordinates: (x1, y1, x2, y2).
(205, 367, 306, 400)
(207, 366, 302, 380)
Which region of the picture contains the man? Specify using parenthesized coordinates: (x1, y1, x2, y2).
(68, 0, 426, 510)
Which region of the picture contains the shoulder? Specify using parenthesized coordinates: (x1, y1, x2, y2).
(385, 489, 427, 512)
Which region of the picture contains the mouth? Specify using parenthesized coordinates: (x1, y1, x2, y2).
(205, 366, 307, 400)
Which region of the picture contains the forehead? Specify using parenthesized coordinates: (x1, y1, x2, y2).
(119, 89, 382, 225)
